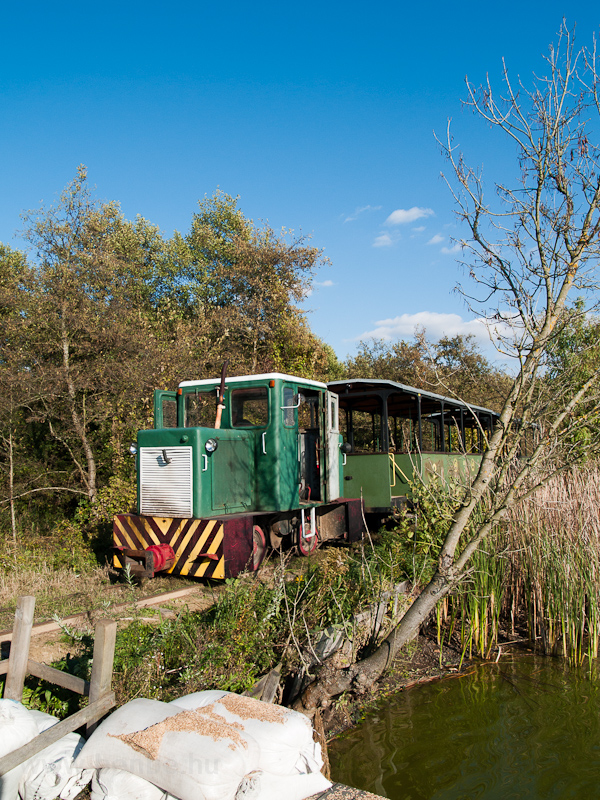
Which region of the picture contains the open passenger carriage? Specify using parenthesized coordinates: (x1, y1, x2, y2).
(327, 379, 500, 513)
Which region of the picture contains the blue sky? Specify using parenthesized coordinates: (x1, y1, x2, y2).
(1, 1, 597, 362)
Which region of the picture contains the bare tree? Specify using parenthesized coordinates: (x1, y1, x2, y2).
(295, 23, 600, 713)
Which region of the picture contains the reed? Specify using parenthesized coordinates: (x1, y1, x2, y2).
(452, 465, 600, 665)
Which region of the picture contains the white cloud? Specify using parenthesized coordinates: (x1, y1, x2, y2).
(441, 242, 462, 254)
(385, 207, 434, 226)
(372, 232, 393, 248)
(412, 226, 426, 233)
(314, 279, 334, 287)
(356, 311, 508, 346)
(427, 234, 444, 245)
(344, 204, 382, 223)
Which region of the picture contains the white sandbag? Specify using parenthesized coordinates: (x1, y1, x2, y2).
(28, 710, 59, 733)
(75, 698, 260, 800)
(169, 690, 227, 709)
(0, 700, 40, 800)
(19, 731, 92, 800)
(234, 770, 332, 800)
(172, 693, 322, 776)
(91, 768, 174, 800)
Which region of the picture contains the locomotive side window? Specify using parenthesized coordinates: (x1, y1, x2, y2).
(232, 387, 269, 427)
(328, 395, 339, 433)
(282, 386, 295, 426)
(184, 391, 214, 428)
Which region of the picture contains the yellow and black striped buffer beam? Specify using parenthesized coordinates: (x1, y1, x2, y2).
(113, 514, 225, 579)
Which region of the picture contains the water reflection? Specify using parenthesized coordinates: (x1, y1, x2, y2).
(329, 654, 600, 799)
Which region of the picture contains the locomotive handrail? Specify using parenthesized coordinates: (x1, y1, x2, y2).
(281, 393, 302, 410)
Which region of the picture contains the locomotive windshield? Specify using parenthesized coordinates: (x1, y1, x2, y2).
(231, 386, 269, 427)
(184, 390, 215, 428)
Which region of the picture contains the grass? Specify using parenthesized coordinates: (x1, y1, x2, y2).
(0, 532, 201, 631)
(5, 464, 600, 718)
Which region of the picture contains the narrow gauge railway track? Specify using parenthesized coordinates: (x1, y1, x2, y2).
(0, 540, 341, 649)
(0, 586, 209, 643)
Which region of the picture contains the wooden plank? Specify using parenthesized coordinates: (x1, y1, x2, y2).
(0, 692, 115, 776)
(4, 596, 35, 700)
(0, 586, 202, 643)
(260, 664, 281, 704)
(86, 619, 117, 736)
(0, 660, 8, 676)
(27, 659, 89, 695)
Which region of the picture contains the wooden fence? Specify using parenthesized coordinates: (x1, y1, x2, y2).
(0, 595, 116, 776)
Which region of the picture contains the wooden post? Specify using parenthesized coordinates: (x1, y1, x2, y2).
(86, 618, 117, 736)
(4, 595, 35, 700)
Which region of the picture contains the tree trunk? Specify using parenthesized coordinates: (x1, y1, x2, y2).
(293, 572, 451, 714)
(61, 318, 97, 502)
(8, 429, 17, 543)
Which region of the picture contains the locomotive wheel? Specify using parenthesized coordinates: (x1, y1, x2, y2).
(252, 525, 267, 570)
(297, 523, 319, 556)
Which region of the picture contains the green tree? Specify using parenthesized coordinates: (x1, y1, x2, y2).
(346, 331, 509, 410)
(345, 333, 430, 386)
(0, 244, 36, 540)
(18, 166, 167, 503)
(181, 191, 328, 374)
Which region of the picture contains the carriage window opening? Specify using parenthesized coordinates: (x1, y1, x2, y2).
(463, 425, 479, 453)
(420, 417, 438, 452)
(283, 387, 295, 426)
(162, 398, 178, 428)
(448, 415, 462, 452)
(232, 387, 269, 427)
(184, 391, 214, 428)
(352, 409, 383, 453)
(389, 417, 414, 453)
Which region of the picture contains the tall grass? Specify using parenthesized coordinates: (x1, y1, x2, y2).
(453, 465, 600, 665)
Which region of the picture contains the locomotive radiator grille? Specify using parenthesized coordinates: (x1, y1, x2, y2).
(140, 446, 193, 517)
(113, 514, 225, 579)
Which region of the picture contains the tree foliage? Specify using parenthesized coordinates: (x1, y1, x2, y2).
(0, 170, 339, 538)
(346, 330, 511, 410)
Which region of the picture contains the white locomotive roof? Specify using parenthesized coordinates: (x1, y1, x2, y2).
(179, 372, 327, 390)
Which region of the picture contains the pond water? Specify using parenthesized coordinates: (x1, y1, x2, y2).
(329, 653, 600, 799)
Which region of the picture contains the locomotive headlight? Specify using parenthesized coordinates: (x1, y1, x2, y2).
(128, 442, 138, 456)
(205, 438, 219, 453)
